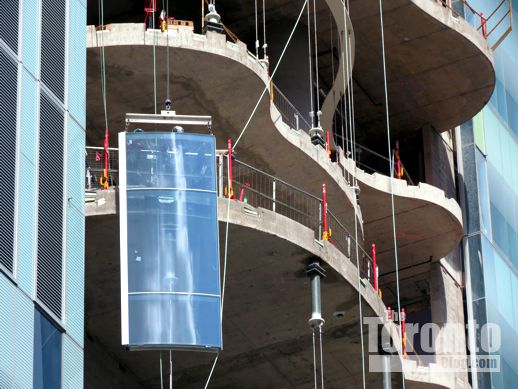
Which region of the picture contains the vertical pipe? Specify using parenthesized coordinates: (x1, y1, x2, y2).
(372, 243, 378, 291)
(318, 202, 322, 239)
(295, 113, 300, 131)
(381, 354, 391, 389)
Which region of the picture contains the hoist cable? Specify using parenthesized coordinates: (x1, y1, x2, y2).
(169, 350, 173, 389)
(98, 0, 108, 131)
(204, 353, 219, 389)
(312, 329, 318, 389)
(262, 0, 267, 58)
(166, 0, 171, 100)
(233, 0, 308, 150)
(339, 1, 367, 388)
(254, 0, 259, 58)
(378, 0, 405, 386)
(306, 1, 315, 127)
(319, 326, 325, 389)
(312, 0, 320, 113)
(152, 1, 157, 114)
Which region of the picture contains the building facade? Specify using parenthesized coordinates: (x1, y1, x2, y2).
(459, 1, 518, 388)
(0, 0, 86, 387)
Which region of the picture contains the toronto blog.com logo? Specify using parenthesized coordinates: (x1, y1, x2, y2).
(363, 315, 501, 373)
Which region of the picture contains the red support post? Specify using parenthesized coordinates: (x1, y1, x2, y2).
(100, 128, 110, 190)
(387, 306, 392, 321)
(227, 138, 234, 199)
(372, 243, 378, 292)
(322, 183, 328, 240)
(480, 13, 488, 38)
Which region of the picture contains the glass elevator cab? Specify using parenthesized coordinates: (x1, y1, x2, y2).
(119, 128, 221, 352)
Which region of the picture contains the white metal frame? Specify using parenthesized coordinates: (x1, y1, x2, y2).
(119, 131, 129, 345)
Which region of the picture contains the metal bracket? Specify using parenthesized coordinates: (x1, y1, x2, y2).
(125, 111, 212, 128)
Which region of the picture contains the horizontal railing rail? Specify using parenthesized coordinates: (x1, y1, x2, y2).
(271, 83, 312, 132)
(85, 146, 378, 291)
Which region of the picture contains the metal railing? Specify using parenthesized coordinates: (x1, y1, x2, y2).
(442, 0, 512, 50)
(271, 83, 312, 132)
(85, 146, 119, 189)
(85, 146, 377, 289)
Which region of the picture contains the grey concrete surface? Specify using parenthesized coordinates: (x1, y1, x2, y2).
(349, 0, 494, 140)
(85, 196, 392, 388)
(86, 23, 361, 243)
(338, 152, 463, 273)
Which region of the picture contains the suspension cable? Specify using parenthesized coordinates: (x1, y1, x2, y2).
(339, 1, 366, 388)
(262, 0, 267, 59)
(318, 326, 325, 389)
(312, 329, 318, 389)
(152, 0, 157, 114)
(254, 0, 259, 58)
(204, 353, 219, 388)
(169, 350, 173, 389)
(98, 0, 108, 132)
(378, 0, 405, 386)
(233, 0, 309, 150)
(306, 1, 315, 127)
(312, 0, 320, 117)
(166, 0, 171, 100)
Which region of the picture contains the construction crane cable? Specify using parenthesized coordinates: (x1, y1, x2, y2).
(166, 0, 172, 101)
(98, 0, 108, 131)
(160, 352, 164, 389)
(312, 0, 320, 112)
(255, 0, 259, 58)
(319, 326, 325, 389)
(233, 0, 309, 150)
(153, 0, 158, 114)
(203, 353, 219, 388)
(378, 0, 406, 386)
(312, 329, 318, 389)
(307, 1, 315, 127)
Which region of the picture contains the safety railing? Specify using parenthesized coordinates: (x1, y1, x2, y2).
(271, 83, 312, 132)
(441, 0, 512, 50)
(85, 146, 119, 189)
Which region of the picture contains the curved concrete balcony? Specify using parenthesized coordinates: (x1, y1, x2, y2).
(86, 22, 360, 241)
(338, 152, 463, 276)
(85, 190, 401, 387)
(348, 0, 495, 138)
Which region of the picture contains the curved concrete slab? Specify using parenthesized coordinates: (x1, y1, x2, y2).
(86, 23, 361, 240)
(85, 195, 395, 388)
(350, 0, 494, 138)
(320, 0, 355, 138)
(339, 154, 463, 274)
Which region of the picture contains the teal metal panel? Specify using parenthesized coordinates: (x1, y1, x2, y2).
(19, 69, 38, 163)
(16, 155, 37, 296)
(67, 0, 86, 127)
(21, 0, 39, 77)
(65, 205, 84, 345)
(67, 115, 85, 212)
(62, 335, 83, 388)
(0, 277, 34, 389)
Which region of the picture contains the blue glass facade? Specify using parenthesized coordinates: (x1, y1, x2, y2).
(120, 132, 222, 351)
(461, 1, 518, 388)
(0, 0, 85, 386)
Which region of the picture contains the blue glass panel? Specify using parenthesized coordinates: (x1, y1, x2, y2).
(33, 309, 62, 389)
(123, 132, 221, 351)
(127, 190, 220, 295)
(128, 294, 221, 349)
(475, 151, 491, 238)
(126, 132, 216, 191)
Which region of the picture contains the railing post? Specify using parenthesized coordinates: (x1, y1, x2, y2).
(402, 307, 407, 358)
(272, 179, 276, 212)
(227, 138, 234, 199)
(347, 234, 351, 258)
(218, 154, 224, 198)
(294, 113, 300, 131)
(86, 167, 92, 190)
